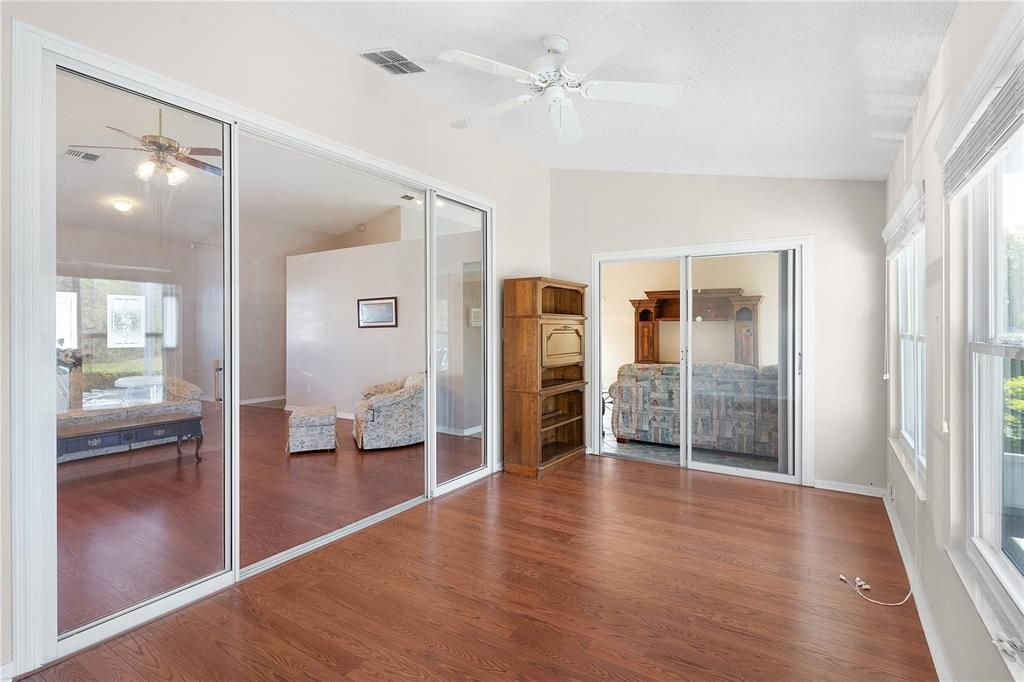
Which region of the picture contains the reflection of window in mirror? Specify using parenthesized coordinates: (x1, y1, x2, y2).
(163, 295, 179, 349)
(55, 291, 78, 349)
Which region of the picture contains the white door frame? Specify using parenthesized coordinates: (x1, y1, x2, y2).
(7, 20, 499, 678)
(589, 235, 815, 486)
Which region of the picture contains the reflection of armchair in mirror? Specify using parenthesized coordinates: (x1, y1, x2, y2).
(353, 372, 426, 450)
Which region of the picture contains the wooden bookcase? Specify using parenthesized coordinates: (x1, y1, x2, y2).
(503, 277, 587, 478)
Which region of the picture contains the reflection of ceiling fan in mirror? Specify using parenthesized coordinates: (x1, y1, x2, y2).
(69, 109, 223, 186)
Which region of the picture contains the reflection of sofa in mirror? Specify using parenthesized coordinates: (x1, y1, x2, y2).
(56, 375, 204, 462)
(610, 361, 779, 459)
(354, 372, 425, 450)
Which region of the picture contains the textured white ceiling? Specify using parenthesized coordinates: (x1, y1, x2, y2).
(276, 1, 956, 181)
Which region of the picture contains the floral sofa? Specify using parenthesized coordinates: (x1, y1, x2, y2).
(610, 361, 779, 458)
(353, 372, 425, 450)
(57, 375, 202, 428)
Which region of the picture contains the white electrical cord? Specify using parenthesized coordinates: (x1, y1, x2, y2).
(837, 464, 918, 609)
(838, 385, 919, 610)
(839, 573, 912, 606)
(843, 256, 925, 610)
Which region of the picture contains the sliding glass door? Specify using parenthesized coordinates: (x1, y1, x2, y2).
(684, 250, 797, 479)
(595, 246, 801, 482)
(598, 258, 684, 467)
(55, 69, 231, 634)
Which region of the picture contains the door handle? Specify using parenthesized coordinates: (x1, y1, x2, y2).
(214, 362, 224, 403)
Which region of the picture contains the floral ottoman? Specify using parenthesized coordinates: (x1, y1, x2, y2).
(288, 404, 337, 454)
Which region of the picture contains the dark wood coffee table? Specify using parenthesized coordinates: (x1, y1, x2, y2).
(57, 414, 204, 463)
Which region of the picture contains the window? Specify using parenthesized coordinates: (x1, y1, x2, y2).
(969, 133, 1024, 589)
(894, 230, 927, 473)
(55, 291, 78, 349)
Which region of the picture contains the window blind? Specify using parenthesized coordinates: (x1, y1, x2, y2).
(882, 182, 924, 257)
(944, 59, 1024, 198)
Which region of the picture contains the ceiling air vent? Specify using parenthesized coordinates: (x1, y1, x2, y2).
(360, 49, 425, 75)
(62, 148, 100, 164)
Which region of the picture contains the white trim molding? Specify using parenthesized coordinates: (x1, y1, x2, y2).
(238, 395, 286, 406)
(935, 3, 1024, 164)
(884, 497, 955, 681)
(814, 479, 886, 498)
(9, 22, 58, 675)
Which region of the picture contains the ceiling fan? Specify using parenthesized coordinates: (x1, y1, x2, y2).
(439, 14, 682, 145)
(69, 109, 223, 186)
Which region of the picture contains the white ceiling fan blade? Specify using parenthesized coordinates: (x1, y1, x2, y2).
(581, 80, 683, 106)
(451, 94, 537, 129)
(549, 98, 584, 145)
(438, 50, 534, 82)
(561, 14, 642, 78)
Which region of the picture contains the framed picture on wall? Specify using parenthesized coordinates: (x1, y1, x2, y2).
(357, 297, 398, 328)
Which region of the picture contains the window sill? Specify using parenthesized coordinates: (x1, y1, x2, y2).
(948, 544, 1024, 680)
(888, 435, 926, 501)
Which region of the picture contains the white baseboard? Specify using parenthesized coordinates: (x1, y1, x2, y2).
(814, 479, 886, 497)
(883, 496, 954, 681)
(437, 424, 483, 437)
(239, 394, 286, 406)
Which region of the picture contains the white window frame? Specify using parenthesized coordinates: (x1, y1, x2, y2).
(932, 4, 1024, 671)
(967, 135, 1024, 620)
(895, 232, 927, 474)
(883, 181, 927, 498)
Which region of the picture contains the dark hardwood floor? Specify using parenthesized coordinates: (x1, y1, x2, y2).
(57, 403, 482, 633)
(42, 455, 934, 680)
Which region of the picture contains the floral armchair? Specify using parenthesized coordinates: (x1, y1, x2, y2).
(353, 372, 425, 450)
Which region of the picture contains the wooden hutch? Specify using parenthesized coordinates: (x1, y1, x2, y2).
(631, 288, 762, 366)
(503, 277, 587, 478)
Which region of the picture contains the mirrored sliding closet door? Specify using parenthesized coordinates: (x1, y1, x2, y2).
(433, 196, 488, 487)
(237, 133, 427, 570)
(55, 69, 231, 635)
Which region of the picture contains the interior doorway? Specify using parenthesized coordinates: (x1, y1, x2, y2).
(593, 238, 812, 485)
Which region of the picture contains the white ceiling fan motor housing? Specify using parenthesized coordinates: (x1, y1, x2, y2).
(542, 34, 570, 55)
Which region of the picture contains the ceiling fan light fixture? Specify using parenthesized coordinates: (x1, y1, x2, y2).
(134, 160, 156, 181)
(165, 165, 189, 186)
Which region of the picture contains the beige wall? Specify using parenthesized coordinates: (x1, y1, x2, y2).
(599, 259, 679, 388)
(286, 240, 426, 417)
(692, 253, 780, 367)
(551, 170, 886, 489)
(331, 207, 403, 250)
(239, 221, 354, 402)
(1, 1, 553, 666)
(885, 3, 1020, 680)
(600, 254, 780, 391)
